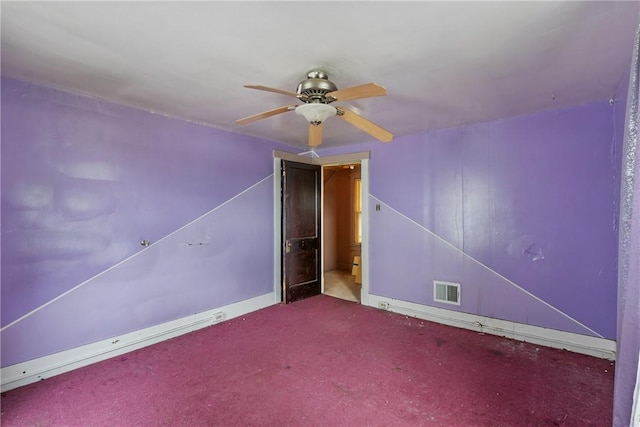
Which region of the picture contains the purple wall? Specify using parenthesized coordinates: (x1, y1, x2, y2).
(321, 100, 620, 339)
(0, 74, 624, 377)
(1, 77, 293, 366)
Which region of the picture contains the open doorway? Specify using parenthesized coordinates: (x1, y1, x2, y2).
(322, 163, 361, 303)
(273, 150, 369, 306)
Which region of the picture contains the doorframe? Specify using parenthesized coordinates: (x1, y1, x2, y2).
(273, 150, 370, 305)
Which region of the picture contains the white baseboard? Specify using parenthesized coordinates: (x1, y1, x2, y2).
(366, 294, 616, 360)
(1, 292, 277, 392)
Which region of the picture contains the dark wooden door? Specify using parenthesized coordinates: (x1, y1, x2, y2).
(282, 160, 321, 303)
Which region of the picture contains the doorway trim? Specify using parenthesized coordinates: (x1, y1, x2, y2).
(273, 150, 370, 305)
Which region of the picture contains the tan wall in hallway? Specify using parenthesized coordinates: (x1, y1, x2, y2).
(323, 167, 361, 272)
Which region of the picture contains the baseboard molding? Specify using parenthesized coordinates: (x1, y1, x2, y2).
(1, 292, 277, 392)
(366, 294, 616, 360)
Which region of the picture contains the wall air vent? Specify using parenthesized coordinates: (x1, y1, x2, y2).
(433, 281, 460, 305)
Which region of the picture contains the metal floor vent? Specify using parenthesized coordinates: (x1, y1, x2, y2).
(434, 281, 460, 305)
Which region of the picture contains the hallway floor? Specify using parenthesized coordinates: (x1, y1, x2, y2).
(323, 269, 360, 303)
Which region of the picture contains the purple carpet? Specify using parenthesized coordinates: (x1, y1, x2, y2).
(1, 295, 614, 426)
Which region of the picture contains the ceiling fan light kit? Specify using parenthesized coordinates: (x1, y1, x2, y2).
(236, 70, 393, 146)
(295, 103, 337, 125)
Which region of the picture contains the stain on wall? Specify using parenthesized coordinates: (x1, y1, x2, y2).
(1, 77, 293, 366)
(320, 100, 620, 338)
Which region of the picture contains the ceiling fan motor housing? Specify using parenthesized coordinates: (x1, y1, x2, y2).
(296, 70, 338, 103)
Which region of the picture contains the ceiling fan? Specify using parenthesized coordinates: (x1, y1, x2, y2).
(236, 70, 393, 147)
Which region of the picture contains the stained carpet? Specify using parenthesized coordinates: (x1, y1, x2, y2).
(0, 295, 614, 426)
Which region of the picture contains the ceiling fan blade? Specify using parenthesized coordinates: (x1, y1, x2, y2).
(336, 107, 393, 143)
(326, 83, 387, 102)
(244, 85, 300, 99)
(235, 105, 296, 125)
(309, 123, 323, 147)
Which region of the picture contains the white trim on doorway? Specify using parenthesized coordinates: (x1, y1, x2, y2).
(272, 150, 370, 305)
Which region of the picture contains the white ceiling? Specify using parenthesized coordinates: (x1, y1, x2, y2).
(1, 2, 638, 148)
